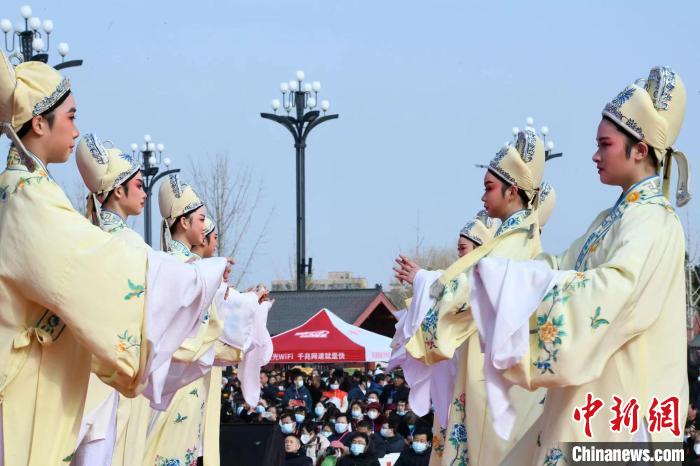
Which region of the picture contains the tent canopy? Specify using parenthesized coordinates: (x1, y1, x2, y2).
(271, 308, 392, 363)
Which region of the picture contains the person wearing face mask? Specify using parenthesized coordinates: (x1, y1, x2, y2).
(284, 370, 313, 413)
(329, 414, 352, 444)
(337, 432, 380, 466)
(323, 377, 349, 413)
(266, 404, 279, 422)
(279, 413, 299, 436)
(347, 375, 371, 403)
(380, 372, 410, 407)
(365, 391, 381, 407)
(300, 420, 330, 463)
(294, 406, 307, 425)
(284, 434, 313, 466)
(394, 430, 432, 466)
(375, 420, 404, 455)
(370, 374, 387, 394)
(313, 402, 327, 421)
(389, 400, 410, 426)
(398, 412, 420, 446)
(365, 402, 384, 433)
(320, 422, 335, 440)
(349, 401, 366, 429)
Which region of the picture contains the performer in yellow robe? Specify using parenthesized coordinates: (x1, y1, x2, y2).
(422, 183, 556, 466)
(0, 54, 228, 466)
(403, 127, 549, 466)
(145, 175, 267, 466)
(469, 66, 690, 465)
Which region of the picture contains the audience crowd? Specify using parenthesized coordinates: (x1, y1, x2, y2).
(221, 366, 432, 466)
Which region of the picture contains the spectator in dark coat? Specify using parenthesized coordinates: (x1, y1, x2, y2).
(374, 420, 404, 455)
(284, 435, 313, 466)
(337, 432, 380, 466)
(395, 430, 432, 466)
(284, 371, 314, 413)
(380, 373, 409, 406)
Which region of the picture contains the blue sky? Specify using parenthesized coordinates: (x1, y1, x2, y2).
(7, 0, 700, 288)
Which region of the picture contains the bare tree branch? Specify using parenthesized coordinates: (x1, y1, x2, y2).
(188, 153, 272, 287)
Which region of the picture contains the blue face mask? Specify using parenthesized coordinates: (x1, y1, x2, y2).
(335, 422, 348, 434)
(350, 444, 365, 456)
(280, 423, 295, 434)
(315, 406, 325, 417)
(320, 431, 332, 438)
(408, 424, 415, 431)
(255, 405, 265, 414)
(295, 414, 305, 423)
(412, 441, 428, 453)
(236, 406, 244, 416)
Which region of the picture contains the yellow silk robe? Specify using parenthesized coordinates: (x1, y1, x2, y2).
(406, 210, 545, 466)
(498, 176, 688, 465)
(0, 150, 150, 465)
(77, 210, 154, 466)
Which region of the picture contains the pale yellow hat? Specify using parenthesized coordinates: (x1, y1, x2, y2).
(0, 51, 71, 170)
(203, 217, 216, 237)
(76, 133, 140, 225)
(488, 127, 545, 204)
(537, 182, 556, 228)
(159, 173, 204, 225)
(602, 66, 690, 206)
(76, 134, 140, 197)
(159, 173, 204, 250)
(459, 210, 498, 246)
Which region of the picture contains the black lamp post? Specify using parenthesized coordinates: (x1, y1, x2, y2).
(511, 118, 563, 161)
(261, 70, 339, 291)
(1, 5, 82, 70)
(130, 135, 179, 247)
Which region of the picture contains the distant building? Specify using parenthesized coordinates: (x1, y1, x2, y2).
(271, 271, 368, 291)
(268, 287, 398, 338)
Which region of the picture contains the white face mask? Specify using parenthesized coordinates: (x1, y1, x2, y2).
(380, 428, 392, 438)
(367, 410, 379, 420)
(352, 410, 363, 419)
(330, 384, 339, 390)
(695, 442, 700, 456)
(300, 433, 312, 444)
(295, 379, 304, 388)
(367, 398, 379, 404)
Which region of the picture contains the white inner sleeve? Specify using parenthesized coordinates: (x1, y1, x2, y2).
(141, 251, 226, 405)
(469, 256, 563, 440)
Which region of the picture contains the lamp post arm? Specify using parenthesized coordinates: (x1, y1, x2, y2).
(146, 168, 181, 195)
(301, 113, 339, 140)
(545, 151, 563, 162)
(54, 59, 83, 70)
(261, 113, 300, 141)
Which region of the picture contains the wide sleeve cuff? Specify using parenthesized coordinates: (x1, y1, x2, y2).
(141, 251, 226, 405)
(469, 256, 562, 439)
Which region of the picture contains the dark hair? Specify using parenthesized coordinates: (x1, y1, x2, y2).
(102, 170, 139, 205)
(347, 431, 369, 445)
(16, 90, 72, 140)
(169, 209, 196, 235)
(279, 412, 293, 422)
(499, 182, 530, 208)
(335, 413, 348, 423)
(602, 116, 658, 169)
(373, 374, 385, 383)
(413, 427, 432, 441)
(294, 406, 306, 414)
(383, 419, 399, 430)
(356, 420, 372, 430)
(302, 420, 317, 434)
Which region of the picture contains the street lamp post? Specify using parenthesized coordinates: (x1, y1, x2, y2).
(261, 70, 339, 291)
(510, 117, 563, 161)
(1, 5, 82, 70)
(131, 135, 179, 246)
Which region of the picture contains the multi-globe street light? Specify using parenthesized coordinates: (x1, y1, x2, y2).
(261, 70, 339, 291)
(1, 5, 82, 70)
